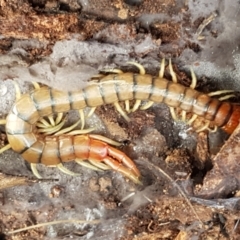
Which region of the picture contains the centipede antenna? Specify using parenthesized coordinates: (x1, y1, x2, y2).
(79, 109, 85, 129)
(0, 144, 11, 154)
(208, 90, 235, 97)
(187, 114, 198, 125)
(218, 94, 235, 101)
(168, 59, 177, 83)
(89, 134, 122, 146)
(30, 163, 42, 179)
(127, 62, 146, 75)
(169, 107, 178, 121)
(75, 159, 104, 171)
(66, 127, 95, 135)
(114, 102, 130, 121)
(159, 58, 165, 78)
(47, 115, 55, 126)
(55, 112, 63, 125)
(131, 99, 142, 112)
(57, 163, 80, 176)
(88, 160, 111, 170)
(32, 82, 40, 89)
(0, 119, 6, 125)
(54, 119, 81, 136)
(13, 82, 21, 100)
(87, 107, 96, 118)
(190, 67, 197, 89)
(125, 100, 130, 113)
(140, 101, 154, 110)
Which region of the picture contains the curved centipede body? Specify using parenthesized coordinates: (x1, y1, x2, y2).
(1, 60, 240, 184)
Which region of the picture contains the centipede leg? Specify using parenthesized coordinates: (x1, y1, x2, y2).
(114, 102, 130, 121)
(13, 82, 21, 100)
(125, 100, 130, 113)
(55, 113, 64, 125)
(0, 144, 11, 154)
(47, 115, 56, 126)
(89, 134, 122, 146)
(32, 81, 41, 89)
(57, 163, 80, 176)
(30, 163, 42, 179)
(190, 67, 197, 89)
(79, 110, 85, 129)
(0, 119, 6, 125)
(0, 119, 8, 154)
(87, 107, 96, 118)
(127, 62, 146, 75)
(159, 58, 165, 78)
(75, 159, 109, 171)
(140, 101, 154, 110)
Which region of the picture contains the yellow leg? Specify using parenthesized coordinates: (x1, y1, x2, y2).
(208, 90, 234, 97)
(13, 82, 21, 100)
(87, 107, 96, 118)
(54, 119, 81, 135)
(127, 62, 146, 75)
(47, 115, 56, 127)
(64, 127, 95, 136)
(168, 59, 177, 83)
(57, 163, 80, 176)
(187, 114, 198, 125)
(75, 160, 104, 171)
(114, 102, 130, 121)
(195, 121, 211, 133)
(37, 118, 52, 127)
(32, 82, 41, 89)
(0, 144, 11, 154)
(101, 68, 123, 74)
(30, 163, 42, 179)
(219, 94, 235, 101)
(159, 58, 165, 78)
(0, 119, 6, 125)
(131, 99, 142, 112)
(88, 160, 110, 170)
(89, 134, 122, 146)
(79, 110, 85, 129)
(169, 107, 178, 121)
(38, 120, 66, 135)
(140, 101, 154, 110)
(125, 100, 130, 113)
(55, 113, 64, 125)
(190, 67, 197, 89)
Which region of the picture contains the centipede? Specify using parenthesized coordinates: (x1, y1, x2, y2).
(0, 59, 239, 183)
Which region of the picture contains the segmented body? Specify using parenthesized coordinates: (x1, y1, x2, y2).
(5, 72, 240, 167)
